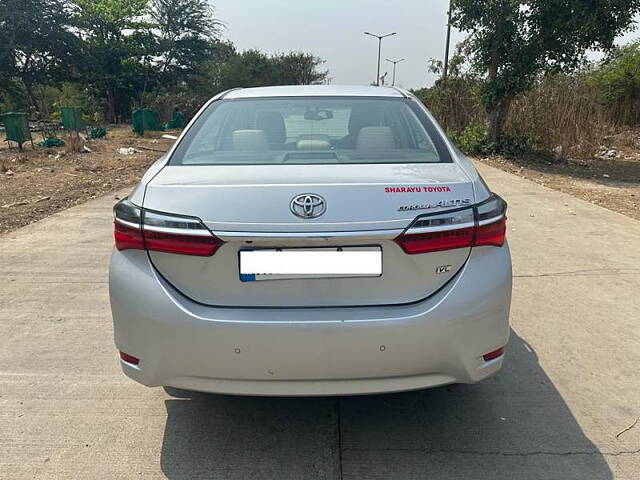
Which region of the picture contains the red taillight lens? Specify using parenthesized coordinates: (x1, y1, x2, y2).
(114, 198, 143, 251)
(483, 347, 505, 361)
(113, 198, 224, 256)
(474, 217, 507, 247)
(395, 194, 507, 255)
(119, 351, 140, 365)
(143, 229, 223, 256)
(395, 226, 475, 254)
(114, 221, 144, 250)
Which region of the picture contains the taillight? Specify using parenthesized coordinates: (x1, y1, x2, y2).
(475, 216, 507, 247)
(395, 194, 507, 254)
(141, 210, 223, 256)
(395, 207, 475, 254)
(474, 194, 507, 247)
(113, 198, 224, 256)
(113, 199, 144, 250)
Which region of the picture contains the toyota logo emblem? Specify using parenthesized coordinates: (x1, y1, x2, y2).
(290, 194, 326, 219)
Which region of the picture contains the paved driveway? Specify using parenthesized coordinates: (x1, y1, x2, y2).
(1, 163, 639, 479)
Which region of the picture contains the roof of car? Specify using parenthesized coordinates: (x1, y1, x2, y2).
(221, 85, 409, 99)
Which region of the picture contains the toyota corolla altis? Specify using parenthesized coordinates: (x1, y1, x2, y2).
(109, 85, 512, 396)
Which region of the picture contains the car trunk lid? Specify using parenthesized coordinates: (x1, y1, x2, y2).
(143, 163, 476, 307)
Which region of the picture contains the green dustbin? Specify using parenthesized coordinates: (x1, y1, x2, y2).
(1, 112, 32, 148)
(164, 107, 186, 129)
(60, 106, 85, 132)
(132, 108, 162, 134)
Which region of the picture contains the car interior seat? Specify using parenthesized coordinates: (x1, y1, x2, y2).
(232, 129, 269, 151)
(356, 126, 395, 151)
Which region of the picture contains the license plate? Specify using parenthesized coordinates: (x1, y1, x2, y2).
(239, 246, 382, 282)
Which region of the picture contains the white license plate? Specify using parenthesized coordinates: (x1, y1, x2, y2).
(239, 246, 382, 282)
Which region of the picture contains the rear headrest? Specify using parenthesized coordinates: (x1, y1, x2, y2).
(256, 111, 286, 146)
(356, 126, 394, 151)
(232, 130, 268, 151)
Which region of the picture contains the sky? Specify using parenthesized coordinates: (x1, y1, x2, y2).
(210, 0, 466, 89)
(210, 1, 639, 90)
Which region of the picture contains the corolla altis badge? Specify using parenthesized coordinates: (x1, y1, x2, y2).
(398, 198, 472, 212)
(290, 194, 327, 219)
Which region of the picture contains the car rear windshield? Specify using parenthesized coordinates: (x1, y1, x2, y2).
(169, 96, 452, 165)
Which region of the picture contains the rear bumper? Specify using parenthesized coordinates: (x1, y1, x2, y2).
(109, 245, 512, 396)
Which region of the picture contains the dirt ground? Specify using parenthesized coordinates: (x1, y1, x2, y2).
(0, 127, 174, 234)
(479, 151, 640, 221)
(1, 125, 638, 234)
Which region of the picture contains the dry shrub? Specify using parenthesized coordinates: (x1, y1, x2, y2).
(606, 129, 640, 149)
(416, 74, 627, 160)
(415, 78, 484, 133)
(142, 91, 202, 123)
(64, 132, 83, 154)
(507, 75, 619, 158)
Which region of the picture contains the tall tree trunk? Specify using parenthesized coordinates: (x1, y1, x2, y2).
(484, 10, 511, 145)
(106, 87, 116, 124)
(23, 81, 38, 115)
(486, 96, 513, 145)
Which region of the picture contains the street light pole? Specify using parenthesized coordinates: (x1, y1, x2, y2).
(386, 58, 405, 86)
(364, 31, 397, 86)
(443, 0, 452, 85)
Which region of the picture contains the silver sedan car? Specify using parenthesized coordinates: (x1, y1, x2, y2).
(109, 85, 512, 396)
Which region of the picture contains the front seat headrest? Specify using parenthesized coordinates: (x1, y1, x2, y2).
(356, 126, 395, 151)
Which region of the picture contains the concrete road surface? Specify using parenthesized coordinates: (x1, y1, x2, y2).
(1, 163, 639, 479)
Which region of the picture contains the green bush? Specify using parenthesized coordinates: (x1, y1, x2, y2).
(588, 41, 640, 125)
(450, 121, 531, 157)
(450, 120, 488, 155)
(494, 131, 531, 156)
(589, 42, 640, 102)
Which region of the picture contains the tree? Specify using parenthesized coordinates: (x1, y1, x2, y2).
(191, 39, 236, 94)
(270, 52, 328, 85)
(71, 0, 150, 122)
(0, 0, 331, 122)
(216, 50, 276, 91)
(451, 0, 640, 143)
(149, 0, 223, 95)
(0, 0, 79, 115)
(213, 50, 329, 93)
(589, 41, 640, 124)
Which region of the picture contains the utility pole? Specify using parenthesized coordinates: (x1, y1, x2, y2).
(386, 58, 405, 86)
(443, 0, 452, 85)
(364, 31, 397, 86)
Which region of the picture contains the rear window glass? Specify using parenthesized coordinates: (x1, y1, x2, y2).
(169, 97, 451, 165)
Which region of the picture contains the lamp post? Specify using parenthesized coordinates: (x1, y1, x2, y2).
(364, 31, 397, 86)
(443, 0, 452, 84)
(385, 58, 405, 86)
